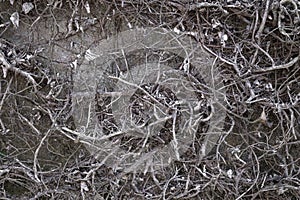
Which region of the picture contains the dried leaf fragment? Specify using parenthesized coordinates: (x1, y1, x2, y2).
(80, 181, 89, 192)
(84, 1, 90, 14)
(260, 108, 267, 123)
(10, 12, 19, 28)
(22, 2, 34, 14)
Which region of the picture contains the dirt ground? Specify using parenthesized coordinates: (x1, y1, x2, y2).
(0, 1, 299, 199)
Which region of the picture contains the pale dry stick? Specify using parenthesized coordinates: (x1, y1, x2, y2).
(50, 94, 72, 124)
(253, 185, 300, 199)
(40, 106, 57, 126)
(81, 180, 91, 198)
(128, 86, 171, 136)
(182, 184, 211, 199)
(284, 150, 299, 181)
(165, 31, 199, 73)
(142, 156, 153, 176)
(145, 29, 193, 73)
(245, 80, 257, 102)
(193, 165, 209, 178)
(46, 83, 64, 100)
(58, 127, 106, 149)
(18, 113, 41, 136)
(29, 189, 65, 200)
(287, 79, 300, 106)
(251, 22, 258, 66)
(185, 173, 191, 192)
(131, 173, 143, 194)
(85, 101, 92, 131)
(188, 100, 214, 131)
(253, 56, 299, 73)
(81, 147, 119, 181)
(171, 111, 180, 160)
(166, 173, 192, 199)
(260, 173, 268, 189)
(114, 0, 135, 28)
(281, 109, 295, 142)
(0, 77, 12, 112)
(288, 107, 297, 140)
(258, 98, 295, 112)
(214, 117, 235, 167)
(273, 111, 290, 149)
(160, 75, 208, 97)
(0, 77, 12, 132)
(282, 149, 291, 179)
(122, 149, 159, 174)
(120, 48, 131, 77)
(13, 159, 41, 183)
(187, 2, 229, 14)
(251, 0, 271, 65)
(251, 10, 260, 42)
(236, 148, 261, 200)
(66, 0, 80, 37)
(251, 42, 275, 67)
(33, 129, 52, 183)
(141, 113, 173, 146)
(61, 126, 124, 141)
(0, 118, 6, 133)
(162, 168, 179, 200)
(234, 151, 247, 166)
(108, 75, 166, 108)
(151, 109, 173, 125)
(98, 90, 124, 115)
(207, 89, 251, 122)
(151, 165, 163, 189)
(0, 169, 9, 176)
(261, 77, 300, 111)
(210, 47, 218, 98)
(278, 0, 299, 36)
(255, 0, 270, 41)
(209, 55, 227, 126)
(201, 43, 242, 76)
(29, 4, 50, 28)
(0, 52, 38, 91)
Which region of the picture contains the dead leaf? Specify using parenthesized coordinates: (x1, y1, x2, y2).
(10, 12, 19, 28)
(80, 181, 89, 192)
(84, 1, 91, 14)
(260, 108, 267, 123)
(22, 2, 34, 14)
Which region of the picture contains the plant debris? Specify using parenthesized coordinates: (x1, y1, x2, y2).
(0, 0, 299, 199)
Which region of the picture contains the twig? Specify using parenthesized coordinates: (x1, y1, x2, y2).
(251, 0, 271, 66)
(255, 0, 270, 41)
(188, 2, 229, 14)
(171, 111, 180, 160)
(108, 75, 166, 108)
(33, 130, 51, 183)
(254, 56, 299, 72)
(0, 77, 12, 112)
(18, 113, 41, 136)
(0, 51, 37, 91)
